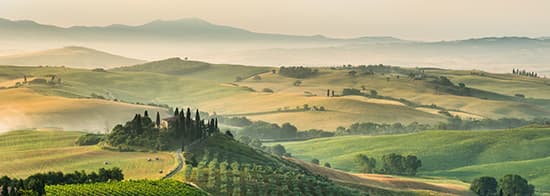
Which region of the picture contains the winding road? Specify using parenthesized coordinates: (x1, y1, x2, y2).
(162, 148, 183, 179)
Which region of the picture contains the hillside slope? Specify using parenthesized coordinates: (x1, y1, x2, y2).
(0, 88, 168, 132)
(0, 46, 145, 68)
(0, 130, 174, 179)
(272, 128, 550, 193)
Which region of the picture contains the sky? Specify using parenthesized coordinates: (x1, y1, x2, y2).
(1, 0, 550, 41)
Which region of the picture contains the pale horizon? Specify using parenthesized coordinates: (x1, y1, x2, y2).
(1, 0, 550, 41)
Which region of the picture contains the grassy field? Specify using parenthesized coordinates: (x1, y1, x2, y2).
(0, 130, 175, 179)
(0, 88, 168, 132)
(1, 61, 549, 131)
(270, 128, 550, 193)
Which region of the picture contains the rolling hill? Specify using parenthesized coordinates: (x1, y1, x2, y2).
(0, 46, 145, 68)
(0, 88, 168, 132)
(1, 60, 549, 131)
(269, 128, 550, 193)
(0, 130, 175, 179)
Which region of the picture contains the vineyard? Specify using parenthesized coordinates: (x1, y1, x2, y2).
(182, 135, 364, 195)
(45, 180, 206, 195)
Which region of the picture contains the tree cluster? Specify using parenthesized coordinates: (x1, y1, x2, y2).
(279, 66, 319, 78)
(238, 121, 297, 140)
(107, 108, 219, 151)
(470, 174, 534, 196)
(335, 117, 550, 136)
(354, 153, 422, 176)
(0, 168, 123, 196)
(512, 69, 539, 78)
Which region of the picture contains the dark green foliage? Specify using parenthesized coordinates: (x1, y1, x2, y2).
(270, 144, 287, 156)
(0, 168, 123, 196)
(218, 116, 253, 127)
(311, 158, 320, 165)
(336, 117, 550, 136)
(470, 176, 497, 196)
(279, 66, 319, 78)
(324, 162, 332, 168)
(185, 136, 364, 195)
(75, 134, 104, 146)
(498, 174, 535, 196)
(45, 180, 206, 195)
(342, 88, 363, 96)
(238, 121, 297, 140)
(107, 108, 219, 150)
(381, 154, 421, 176)
(355, 154, 377, 173)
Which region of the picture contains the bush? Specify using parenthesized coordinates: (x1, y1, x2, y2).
(75, 134, 104, 146)
(262, 88, 274, 93)
(470, 176, 497, 196)
(311, 159, 320, 165)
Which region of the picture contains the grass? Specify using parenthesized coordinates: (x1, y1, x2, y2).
(0, 130, 175, 179)
(0, 88, 168, 132)
(271, 128, 550, 193)
(1, 62, 549, 131)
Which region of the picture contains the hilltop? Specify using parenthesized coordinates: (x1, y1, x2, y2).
(0, 46, 145, 68)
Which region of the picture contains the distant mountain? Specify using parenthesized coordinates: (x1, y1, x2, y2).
(0, 17, 404, 44)
(0, 46, 145, 68)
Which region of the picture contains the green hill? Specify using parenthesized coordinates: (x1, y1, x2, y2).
(178, 134, 377, 195)
(270, 128, 550, 193)
(0, 130, 175, 179)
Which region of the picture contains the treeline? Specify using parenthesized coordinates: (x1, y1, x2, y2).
(238, 121, 298, 140)
(279, 66, 319, 78)
(470, 175, 534, 196)
(107, 108, 219, 151)
(0, 168, 123, 196)
(336, 117, 550, 136)
(512, 68, 539, 78)
(355, 153, 422, 176)
(184, 152, 362, 195)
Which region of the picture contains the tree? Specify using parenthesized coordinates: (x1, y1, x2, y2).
(348, 70, 357, 77)
(470, 176, 497, 196)
(293, 80, 302, 86)
(144, 110, 149, 118)
(327, 89, 330, 97)
(369, 90, 378, 97)
(355, 154, 376, 173)
(270, 144, 286, 156)
(404, 155, 422, 176)
(253, 75, 262, 80)
(156, 112, 161, 128)
(311, 158, 320, 165)
(498, 174, 534, 196)
(324, 162, 331, 168)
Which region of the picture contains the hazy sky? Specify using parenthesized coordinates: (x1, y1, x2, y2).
(1, 0, 550, 41)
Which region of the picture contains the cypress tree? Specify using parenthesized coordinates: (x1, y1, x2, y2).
(144, 110, 149, 117)
(155, 112, 161, 128)
(186, 108, 192, 129)
(174, 108, 179, 117)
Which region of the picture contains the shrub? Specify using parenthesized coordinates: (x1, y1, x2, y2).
(262, 88, 274, 93)
(75, 134, 104, 146)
